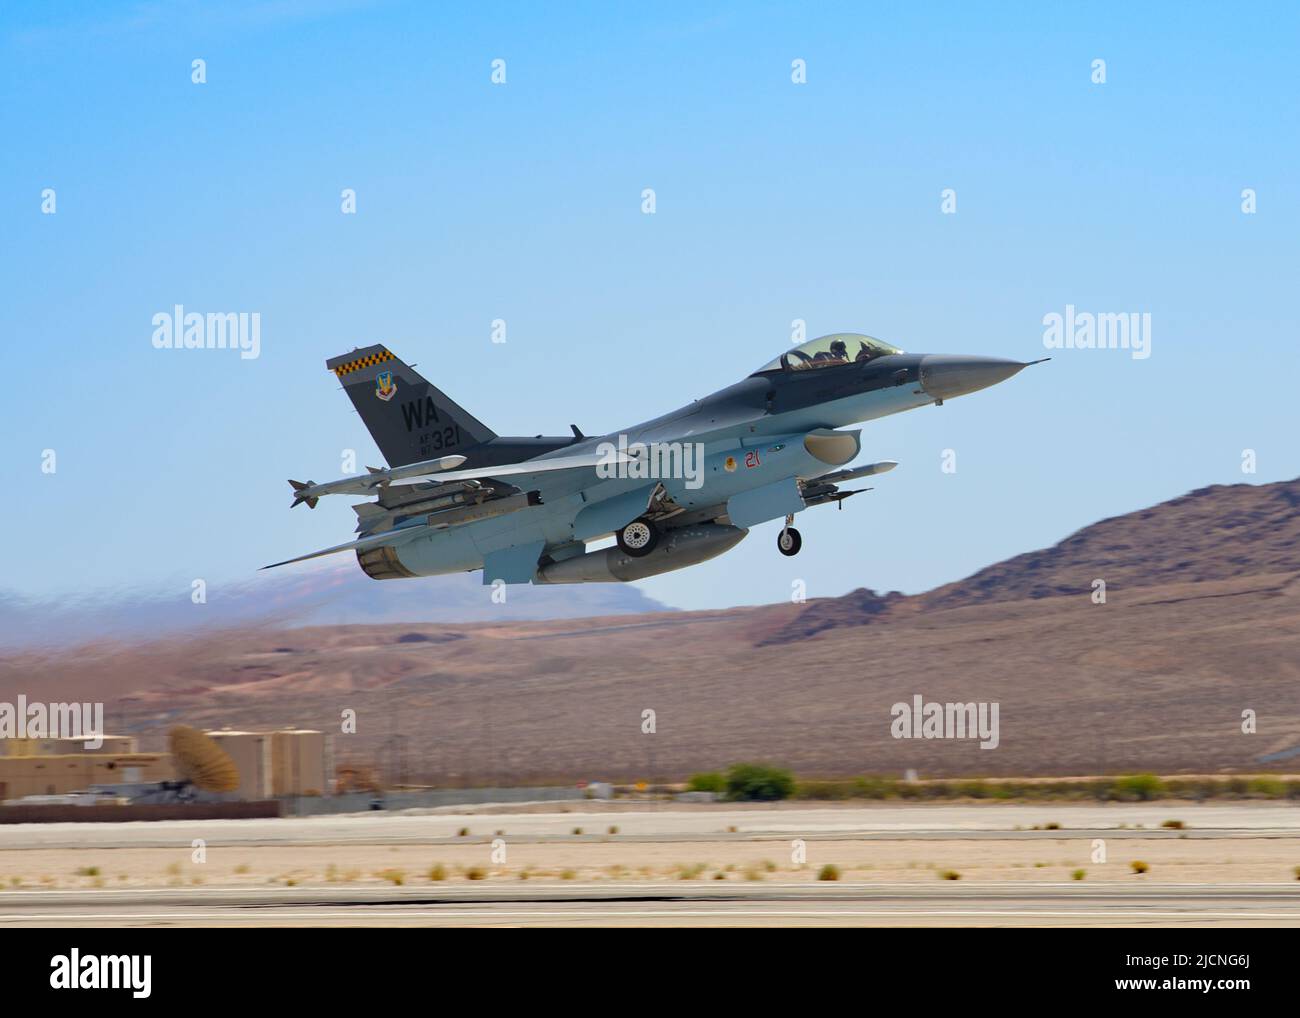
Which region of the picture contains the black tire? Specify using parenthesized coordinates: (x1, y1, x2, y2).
(616, 517, 659, 557)
(777, 527, 802, 556)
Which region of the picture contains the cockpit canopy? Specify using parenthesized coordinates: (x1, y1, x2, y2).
(752, 332, 904, 374)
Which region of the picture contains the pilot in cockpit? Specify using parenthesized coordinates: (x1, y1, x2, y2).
(813, 338, 849, 366)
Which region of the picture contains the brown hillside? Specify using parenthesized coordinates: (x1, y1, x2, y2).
(1, 479, 1297, 783)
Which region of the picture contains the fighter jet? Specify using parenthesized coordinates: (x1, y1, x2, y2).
(266, 334, 1045, 584)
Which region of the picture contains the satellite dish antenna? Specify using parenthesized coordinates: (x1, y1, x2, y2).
(168, 725, 240, 794)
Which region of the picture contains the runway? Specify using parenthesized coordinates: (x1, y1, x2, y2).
(3, 803, 1297, 926)
(3, 802, 1297, 850)
(2, 883, 1298, 927)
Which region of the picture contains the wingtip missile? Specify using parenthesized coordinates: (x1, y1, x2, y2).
(284, 454, 470, 504)
(384, 454, 467, 483)
(288, 480, 319, 509)
(811, 460, 898, 486)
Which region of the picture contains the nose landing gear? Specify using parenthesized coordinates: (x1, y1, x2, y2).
(777, 514, 802, 556)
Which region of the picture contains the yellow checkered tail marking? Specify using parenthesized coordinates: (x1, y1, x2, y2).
(332, 350, 396, 377)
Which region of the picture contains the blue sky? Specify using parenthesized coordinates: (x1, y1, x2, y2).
(2, 1, 1297, 614)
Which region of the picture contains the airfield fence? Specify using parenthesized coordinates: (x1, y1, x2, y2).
(282, 785, 585, 816)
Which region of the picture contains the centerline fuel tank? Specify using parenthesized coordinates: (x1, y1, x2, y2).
(533, 523, 747, 583)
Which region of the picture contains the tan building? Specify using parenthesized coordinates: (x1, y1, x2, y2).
(206, 729, 272, 800)
(3, 735, 138, 757)
(0, 752, 172, 800)
(270, 729, 326, 796)
(0, 727, 327, 802)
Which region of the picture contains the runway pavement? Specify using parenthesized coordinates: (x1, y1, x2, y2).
(2, 883, 1298, 927)
(3, 803, 1297, 926)
(2, 802, 1297, 850)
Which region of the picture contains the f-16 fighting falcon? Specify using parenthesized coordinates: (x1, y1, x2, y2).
(266, 335, 1046, 584)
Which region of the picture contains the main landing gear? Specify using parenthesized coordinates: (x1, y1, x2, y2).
(616, 516, 660, 557)
(777, 514, 802, 557)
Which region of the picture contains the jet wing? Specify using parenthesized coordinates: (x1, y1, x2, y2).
(288, 449, 631, 504)
(385, 450, 626, 487)
(265, 491, 546, 569)
(270, 450, 630, 569)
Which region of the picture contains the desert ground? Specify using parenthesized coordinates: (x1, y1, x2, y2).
(1, 800, 1298, 926)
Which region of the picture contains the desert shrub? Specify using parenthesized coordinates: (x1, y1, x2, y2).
(854, 777, 896, 799)
(1248, 777, 1286, 798)
(1130, 860, 1149, 874)
(725, 763, 794, 802)
(1072, 869, 1086, 881)
(767, 772, 1300, 803)
(1113, 774, 1164, 801)
(686, 771, 726, 794)
(794, 779, 845, 800)
(817, 864, 840, 881)
(939, 869, 961, 880)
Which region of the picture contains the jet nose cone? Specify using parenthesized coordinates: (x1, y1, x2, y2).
(918, 355, 1031, 401)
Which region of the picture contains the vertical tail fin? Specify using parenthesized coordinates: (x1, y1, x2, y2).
(326, 344, 496, 467)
